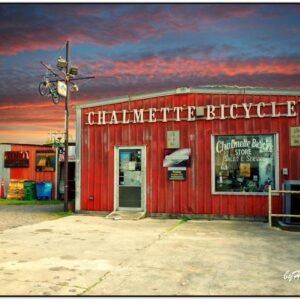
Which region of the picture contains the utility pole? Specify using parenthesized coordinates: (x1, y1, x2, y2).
(64, 40, 70, 212)
(39, 41, 94, 212)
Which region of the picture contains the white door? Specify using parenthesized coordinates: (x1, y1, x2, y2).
(114, 146, 146, 211)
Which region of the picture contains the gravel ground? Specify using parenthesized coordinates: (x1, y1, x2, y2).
(0, 204, 64, 231)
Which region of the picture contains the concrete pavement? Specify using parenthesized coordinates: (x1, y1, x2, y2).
(0, 215, 299, 295)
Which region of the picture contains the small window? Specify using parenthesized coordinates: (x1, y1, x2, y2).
(212, 134, 277, 193)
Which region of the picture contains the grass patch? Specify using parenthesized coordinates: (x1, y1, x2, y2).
(180, 216, 191, 222)
(0, 199, 63, 205)
(165, 218, 189, 234)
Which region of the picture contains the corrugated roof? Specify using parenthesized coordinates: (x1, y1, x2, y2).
(0, 143, 51, 147)
(76, 85, 300, 109)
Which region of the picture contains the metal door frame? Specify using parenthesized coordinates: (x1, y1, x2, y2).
(114, 145, 146, 212)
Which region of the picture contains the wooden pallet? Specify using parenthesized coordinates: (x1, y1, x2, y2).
(7, 179, 25, 200)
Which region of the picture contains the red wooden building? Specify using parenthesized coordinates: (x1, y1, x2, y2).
(0, 143, 56, 198)
(75, 86, 300, 220)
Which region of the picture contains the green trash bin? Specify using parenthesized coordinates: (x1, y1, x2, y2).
(24, 180, 36, 200)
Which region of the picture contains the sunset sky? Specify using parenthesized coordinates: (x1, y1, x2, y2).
(1, 3, 300, 144)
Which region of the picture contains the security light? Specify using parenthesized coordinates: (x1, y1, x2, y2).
(70, 66, 78, 76)
(70, 83, 79, 93)
(57, 56, 67, 70)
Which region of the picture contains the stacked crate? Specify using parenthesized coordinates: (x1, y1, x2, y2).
(7, 179, 25, 199)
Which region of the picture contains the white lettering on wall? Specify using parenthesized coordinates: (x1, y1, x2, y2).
(257, 102, 266, 118)
(174, 107, 183, 121)
(207, 105, 215, 120)
(188, 106, 196, 121)
(110, 111, 118, 124)
(122, 110, 130, 124)
(133, 109, 144, 123)
(230, 104, 238, 119)
(242, 103, 252, 119)
(220, 104, 226, 120)
(87, 112, 95, 125)
(98, 111, 106, 125)
(287, 101, 297, 117)
(149, 108, 157, 123)
(160, 107, 170, 122)
(86, 101, 298, 125)
(271, 102, 280, 117)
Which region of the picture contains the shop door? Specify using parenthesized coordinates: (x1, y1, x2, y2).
(115, 146, 145, 211)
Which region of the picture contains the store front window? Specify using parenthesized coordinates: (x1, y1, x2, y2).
(213, 134, 277, 193)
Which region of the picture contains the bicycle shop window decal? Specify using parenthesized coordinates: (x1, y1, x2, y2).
(213, 134, 276, 193)
(36, 150, 56, 172)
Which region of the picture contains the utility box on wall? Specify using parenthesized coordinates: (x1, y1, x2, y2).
(282, 180, 300, 225)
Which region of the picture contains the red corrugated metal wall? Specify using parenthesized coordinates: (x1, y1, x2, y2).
(10, 144, 56, 198)
(80, 93, 300, 216)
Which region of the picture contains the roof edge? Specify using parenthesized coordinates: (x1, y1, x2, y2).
(76, 85, 300, 109)
(0, 143, 53, 147)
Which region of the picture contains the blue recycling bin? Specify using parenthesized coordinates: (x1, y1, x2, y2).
(36, 181, 52, 200)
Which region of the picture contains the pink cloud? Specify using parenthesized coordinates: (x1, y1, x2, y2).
(0, 99, 77, 144)
(82, 56, 300, 79)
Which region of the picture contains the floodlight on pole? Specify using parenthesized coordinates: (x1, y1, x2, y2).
(57, 56, 67, 70)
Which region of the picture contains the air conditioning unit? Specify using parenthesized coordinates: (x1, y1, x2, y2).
(282, 180, 300, 225)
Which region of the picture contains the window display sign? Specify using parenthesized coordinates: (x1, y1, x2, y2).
(168, 167, 186, 180)
(166, 131, 180, 149)
(119, 149, 142, 186)
(123, 170, 141, 186)
(213, 134, 276, 193)
(4, 151, 29, 168)
(163, 148, 191, 167)
(36, 150, 56, 172)
(239, 163, 251, 177)
(290, 126, 300, 146)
